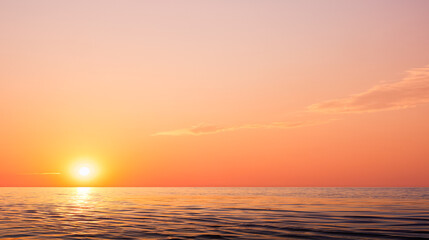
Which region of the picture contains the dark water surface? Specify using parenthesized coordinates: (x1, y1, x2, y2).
(0, 187, 428, 239)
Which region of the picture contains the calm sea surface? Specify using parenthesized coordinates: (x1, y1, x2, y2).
(0, 187, 428, 239)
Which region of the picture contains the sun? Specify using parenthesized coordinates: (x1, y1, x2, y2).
(71, 159, 99, 182)
(79, 167, 90, 176)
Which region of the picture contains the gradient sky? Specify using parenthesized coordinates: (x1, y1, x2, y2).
(1, 0, 429, 186)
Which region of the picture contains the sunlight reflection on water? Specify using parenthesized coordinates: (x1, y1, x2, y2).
(75, 187, 91, 201)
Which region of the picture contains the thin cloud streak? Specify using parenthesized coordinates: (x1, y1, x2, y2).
(153, 119, 335, 136)
(21, 173, 61, 175)
(309, 66, 429, 113)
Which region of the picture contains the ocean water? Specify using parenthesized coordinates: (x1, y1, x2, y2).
(0, 188, 428, 239)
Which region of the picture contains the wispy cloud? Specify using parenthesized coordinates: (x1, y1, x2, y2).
(154, 65, 429, 136)
(309, 66, 429, 113)
(152, 119, 334, 136)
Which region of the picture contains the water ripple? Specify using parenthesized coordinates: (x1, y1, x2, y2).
(0, 187, 428, 239)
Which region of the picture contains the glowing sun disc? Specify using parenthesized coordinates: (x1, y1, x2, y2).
(79, 167, 90, 176)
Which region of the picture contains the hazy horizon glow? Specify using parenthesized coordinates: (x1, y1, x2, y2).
(1, 0, 429, 187)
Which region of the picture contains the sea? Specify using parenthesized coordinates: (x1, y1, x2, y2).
(0, 187, 428, 239)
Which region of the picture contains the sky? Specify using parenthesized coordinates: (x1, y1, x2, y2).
(1, 0, 429, 187)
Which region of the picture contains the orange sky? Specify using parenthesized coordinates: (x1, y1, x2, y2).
(1, 0, 429, 187)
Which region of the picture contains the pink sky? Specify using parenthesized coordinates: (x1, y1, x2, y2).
(1, 0, 429, 186)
